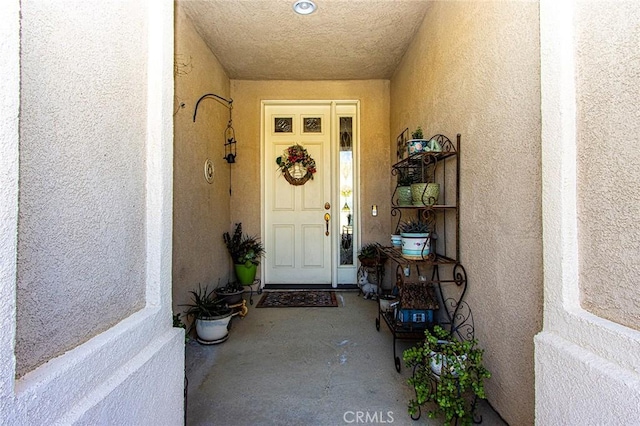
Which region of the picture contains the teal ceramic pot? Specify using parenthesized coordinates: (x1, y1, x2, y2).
(396, 186, 412, 206)
(400, 233, 430, 260)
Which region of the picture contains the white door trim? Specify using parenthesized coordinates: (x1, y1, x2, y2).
(260, 100, 360, 287)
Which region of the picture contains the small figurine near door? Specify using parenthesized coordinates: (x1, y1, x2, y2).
(357, 270, 378, 300)
(357, 243, 387, 299)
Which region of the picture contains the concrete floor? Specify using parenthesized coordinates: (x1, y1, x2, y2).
(184, 291, 507, 426)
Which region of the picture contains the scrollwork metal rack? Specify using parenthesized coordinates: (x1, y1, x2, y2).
(374, 133, 475, 373)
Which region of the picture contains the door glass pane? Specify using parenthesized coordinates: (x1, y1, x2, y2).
(339, 117, 354, 265)
(274, 117, 292, 133)
(303, 117, 322, 133)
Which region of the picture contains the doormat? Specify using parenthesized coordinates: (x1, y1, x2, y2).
(256, 291, 338, 308)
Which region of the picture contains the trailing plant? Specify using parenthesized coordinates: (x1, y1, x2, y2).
(223, 223, 265, 266)
(181, 284, 231, 320)
(399, 219, 430, 234)
(403, 326, 491, 426)
(411, 126, 424, 140)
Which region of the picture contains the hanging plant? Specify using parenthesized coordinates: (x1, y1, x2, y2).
(275, 144, 317, 186)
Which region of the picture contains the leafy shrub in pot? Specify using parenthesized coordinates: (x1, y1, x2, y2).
(404, 326, 491, 425)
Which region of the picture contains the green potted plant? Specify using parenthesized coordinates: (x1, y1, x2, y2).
(181, 284, 233, 345)
(399, 219, 431, 260)
(411, 126, 424, 140)
(396, 170, 414, 206)
(408, 126, 427, 155)
(404, 326, 491, 425)
(223, 223, 265, 285)
(357, 243, 387, 267)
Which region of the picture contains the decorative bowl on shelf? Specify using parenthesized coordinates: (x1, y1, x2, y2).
(407, 139, 428, 155)
(411, 182, 440, 206)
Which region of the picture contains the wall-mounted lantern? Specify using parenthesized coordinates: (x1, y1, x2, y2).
(193, 93, 237, 164)
(224, 123, 237, 164)
(193, 93, 238, 195)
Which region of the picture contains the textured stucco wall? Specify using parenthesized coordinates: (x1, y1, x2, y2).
(575, 1, 640, 331)
(536, 1, 640, 424)
(17, 0, 148, 377)
(173, 5, 232, 320)
(1, 1, 185, 423)
(0, 0, 21, 416)
(390, 2, 542, 424)
(229, 80, 391, 278)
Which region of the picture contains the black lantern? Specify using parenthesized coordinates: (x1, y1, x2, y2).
(224, 121, 237, 164)
(193, 93, 237, 164)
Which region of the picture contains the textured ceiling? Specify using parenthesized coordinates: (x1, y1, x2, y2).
(179, 0, 431, 80)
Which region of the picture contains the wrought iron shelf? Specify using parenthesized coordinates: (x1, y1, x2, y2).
(374, 257, 468, 373)
(376, 133, 473, 374)
(391, 204, 457, 210)
(377, 245, 458, 266)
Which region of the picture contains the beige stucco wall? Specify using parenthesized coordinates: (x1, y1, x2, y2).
(536, 1, 640, 424)
(3, 1, 184, 423)
(16, 0, 148, 377)
(229, 80, 391, 281)
(390, 2, 542, 424)
(173, 6, 232, 317)
(575, 1, 640, 331)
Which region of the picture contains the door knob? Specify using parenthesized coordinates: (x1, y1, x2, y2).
(324, 213, 331, 236)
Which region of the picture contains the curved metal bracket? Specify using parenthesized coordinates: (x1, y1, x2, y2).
(192, 93, 232, 123)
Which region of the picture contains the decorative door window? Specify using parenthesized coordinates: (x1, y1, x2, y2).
(339, 117, 354, 265)
(274, 117, 293, 133)
(303, 117, 322, 133)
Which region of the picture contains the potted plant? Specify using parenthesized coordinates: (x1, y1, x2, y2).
(399, 220, 430, 260)
(357, 243, 386, 267)
(408, 126, 428, 155)
(411, 180, 440, 206)
(395, 170, 414, 206)
(404, 326, 491, 425)
(223, 223, 265, 285)
(215, 281, 244, 305)
(181, 284, 233, 345)
(411, 126, 424, 140)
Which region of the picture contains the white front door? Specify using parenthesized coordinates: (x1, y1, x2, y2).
(263, 103, 333, 284)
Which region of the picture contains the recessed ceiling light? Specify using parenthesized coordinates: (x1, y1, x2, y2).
(293, 0, 317, 15)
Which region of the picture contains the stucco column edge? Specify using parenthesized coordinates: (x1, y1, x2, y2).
(145, 0, 174, 314)
(540, 0, 579, 331)
(0, 0, 21, 415)
(538, 0, 640, 381)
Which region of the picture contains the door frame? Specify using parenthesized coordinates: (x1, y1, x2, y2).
(260, 100, 361, 287)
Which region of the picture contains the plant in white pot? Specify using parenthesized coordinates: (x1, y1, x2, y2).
(404, 325, 491, 425)
(223, 223, 265, 286)
(182, 284, 233, 345)
(399, 220, 431, 260)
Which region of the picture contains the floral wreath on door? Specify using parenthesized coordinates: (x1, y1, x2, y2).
(275, 144, 317, 186)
